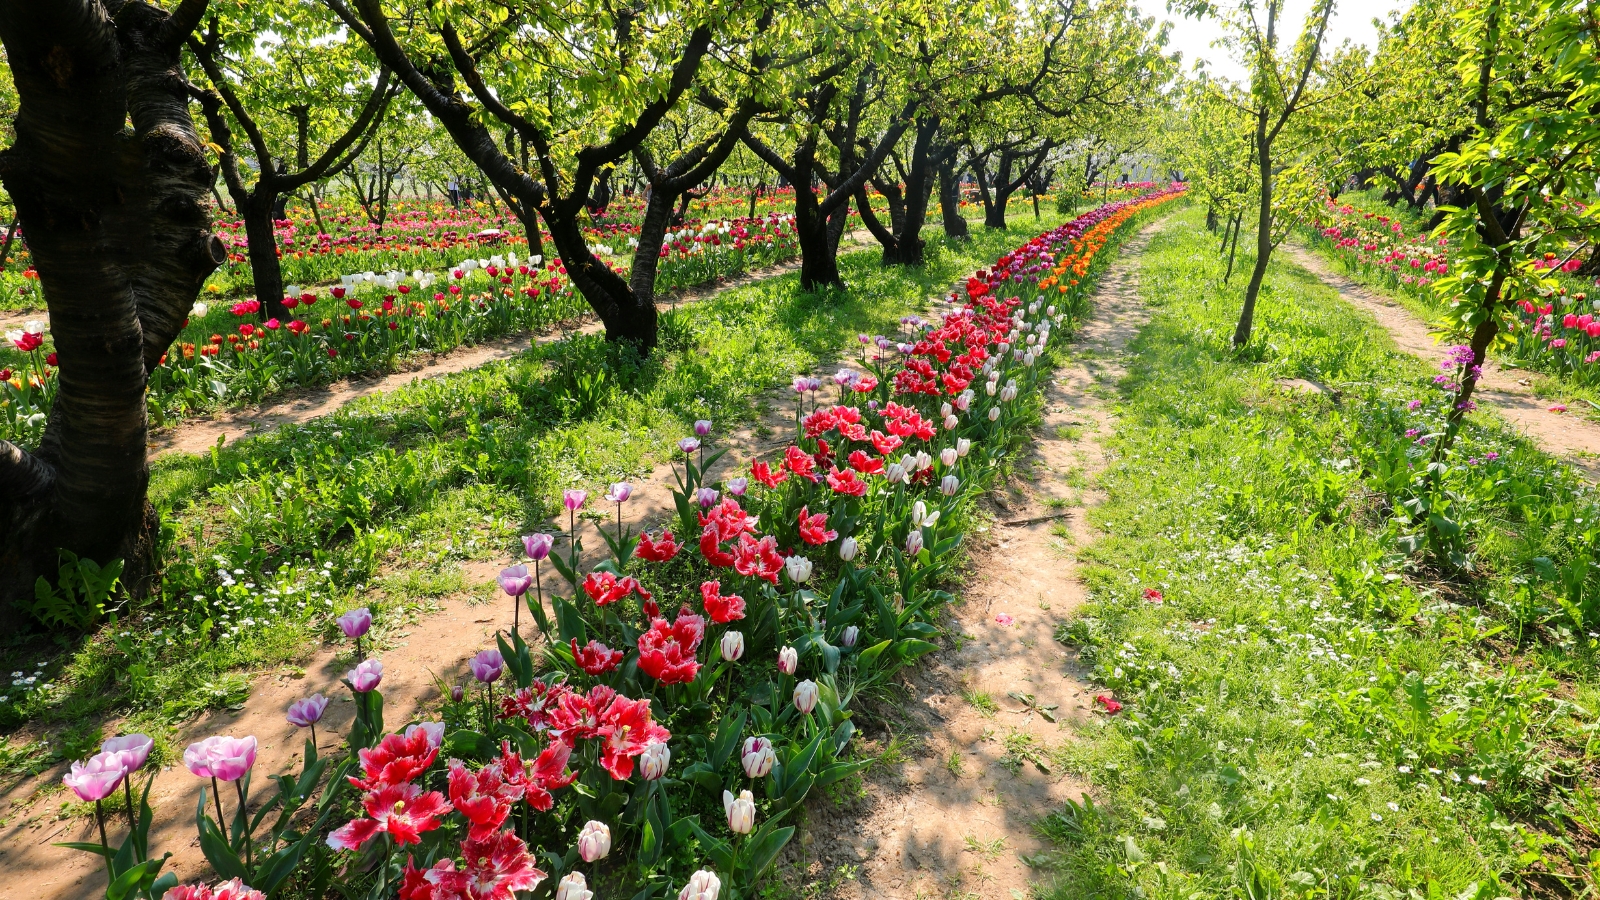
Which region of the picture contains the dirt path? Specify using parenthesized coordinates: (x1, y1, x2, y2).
(0, 234, 911, 900)
(1285, 245, 1600, 482)
(796, 219, 1165, 900)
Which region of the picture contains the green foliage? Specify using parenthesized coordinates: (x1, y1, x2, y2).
(29, 551, 123, 632)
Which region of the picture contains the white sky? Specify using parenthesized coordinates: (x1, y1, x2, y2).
(1135, 0, 1411, 83)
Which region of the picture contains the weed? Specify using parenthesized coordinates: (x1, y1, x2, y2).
(961, 688, 998, 717)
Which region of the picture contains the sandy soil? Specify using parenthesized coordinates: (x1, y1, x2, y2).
(783, 218, 1166, 900)
(1286, 245, 1600, 482)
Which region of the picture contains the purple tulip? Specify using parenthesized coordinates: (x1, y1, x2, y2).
(337, 607, 372, 639)
(100, 734, 153, 773)
(678, 437, 701, 455)
(605, 482, 633, 503)
(450, 683, 465, 702)
(470, 649, 505, 684)
(348, 658, 383, 692)
(563, 488, 588, 511)
(63, 753, 126, 802)
(695, 487, 719, 508)
(498, 564, 534, 597)
(522, 533, 554, 561)
(286, 694, 328, 728)
(694, 419, 712, 437)
(184, 735, 257, 782)
(726, 477, 749, 497)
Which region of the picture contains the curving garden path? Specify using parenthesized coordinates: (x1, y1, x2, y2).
(1286, 245, 1600, 482)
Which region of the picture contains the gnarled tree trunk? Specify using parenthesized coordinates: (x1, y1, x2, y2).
(0, 0, 223, 610)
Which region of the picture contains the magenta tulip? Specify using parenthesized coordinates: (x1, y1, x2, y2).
(63, 752, 126, 802)
(470, 649, 504, 684)
(522, 533, 554, 561)
(101, 734, 153, 773)
(348, 658, 383, 692)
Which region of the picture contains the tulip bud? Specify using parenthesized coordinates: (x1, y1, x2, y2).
(940, 447, 958, 467)
(741, 737, 775, 778)
(942, 414, 957, 430)
(721, 631, 746, 662)
(793, 679, 820, 715)
(724, 788, 756, 834)
(777, 646, 798, 675)
(986, 381, 998, 397)
(450, 683, 465, 703)
(841, 625, 859, 648)
(941, 475, 960, 497)
(522, 533, 554, 561)
(347, 658, 383, 692)
(941, 402, 953, 418)
(679, 437, 702, 454)
(885, 463, 907, 484)
(696, 486, 720, 508)
(839, 536, 858, 562)
(911, 500, 929, 527)
(577, 821, 611, 862)
(694, 419, 713, 437)
(556, 872, 594, 900)
(679, 869, 722, 900)
(956, 438, 971, 458)
(563, 488, 587, 511)
(906, 529, 925, 557)
(915, 451, 933, 471)
(470, 649, 504, 684)
(640, 741, 671, 780)
(988, 407, 1001, 422)
(726, 477, 749, 497)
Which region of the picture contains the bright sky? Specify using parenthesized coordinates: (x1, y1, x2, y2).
(1135, 0, 1411, 83)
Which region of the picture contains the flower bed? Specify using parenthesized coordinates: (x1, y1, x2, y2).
(0, 214, 800, 446)
(55, 186, 1183, 900)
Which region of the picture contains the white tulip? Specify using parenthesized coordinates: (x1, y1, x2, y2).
(723, 789, 756, 834)
(577, 821, 611, 862)
(839, 536, 858, 561)
(941, 475, 960, 496)
(784, 555, 813, 583)
(988, 407, 1001, 421)
(906, 529, 925, 556)
(556, 872, 594, 900)
(640, 741, 671, 780)
(678, 869, 722, 900)
(956, 438, 971, 457)
(792, 680, 819, 715)
(777, 646, 798, 675)
(721, 631, 745, 662)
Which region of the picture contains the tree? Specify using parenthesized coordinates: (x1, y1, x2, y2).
(1175, 0, 1338, 347)
(187, 4, 395, 319)
(0, 0, 222, 608)
(326, 0, 772, 352)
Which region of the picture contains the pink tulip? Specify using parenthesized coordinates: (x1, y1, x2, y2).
(777, 646, 798, 675)
(63, 752, 126, 802)
(605, 482, 633, 503)
(337, 607, 372, 639)
(498, 564, 533, 597)
(470, 649, 504, 684)
(184, 736, 257, 782)
(694, 419, 712, 437)
(286, 694, 328, 728)
(793, 680, 819, 715)
(348, 658, 383, 692)
(101, 734, 153, 773)
(404, 721, 446, 749)
(522, 533, 554, 561)
(563, 489, 588, 511)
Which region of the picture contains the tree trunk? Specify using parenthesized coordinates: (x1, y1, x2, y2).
(882, 118, 937, 266)
(938, 157, 968, 240)
(240, 193, 289, 319)
(794, 195, 843, 291)
(541, 207, 657, 349)
(0, 0, 224, 610)
(1233, 118, 1274, 348)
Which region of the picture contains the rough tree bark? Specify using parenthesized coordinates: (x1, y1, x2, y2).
(0, 0, 224, 610)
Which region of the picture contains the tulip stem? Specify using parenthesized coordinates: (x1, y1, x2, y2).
(94, 799, 112, 880)
(310, 722, 318, 751)
(122, 777, 136, 832)
(235, 779, 252, 868)
(211, 776, 226, 832)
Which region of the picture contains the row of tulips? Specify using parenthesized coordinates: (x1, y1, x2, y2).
(56, 186, 1183, 900)
(1306, 195, 1600, 383)
(0, 213, 800, 446)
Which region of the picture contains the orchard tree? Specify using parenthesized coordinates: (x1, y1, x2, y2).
(326, 0, 775, 352)
(1174, 0, 1337, 347)
(0, 0, 222, 608)
(187, 3, 395, 319)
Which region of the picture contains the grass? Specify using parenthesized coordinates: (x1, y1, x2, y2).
(0, 211, 1070, 770)
(1037, 207, 1600, 899)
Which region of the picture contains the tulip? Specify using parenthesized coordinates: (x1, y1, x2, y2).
(941, 475, 960, 496)
(679, 870, 722, 900)
(840, 625, 859, 648)
(640, 741, 671, 780)
(777, 646, 798, 675)
(944, 414, 959, 430)
(940, 447, 958, 467)
(556, 873, 594, 900)
(185, 735, 257, 783)
(63, 752, 126, 802)
(988, 407, 1001, 422)
(563, 488, 588, 511)
(450, 683, 465, 702)
(793, 680, 819, 715)
(470, 649, 504, 684)
(577, 820, 612, 862)
(726, 476, 749, 496)
(911, 500, 928, 527)
(338, 607, 372, 639)
(696, 486, 720, 508)
(404, 721, 446, 749)
(941, 402, 953, 418)
(522, 533, 554, 561)
(839, 536, 858, 562)
(723, 788, 756, 834)
(721, 630, 746, 662)
(694, 419, 713, 437)
(498, 564, 533, 596)
(784, 555, 813, 584)
(906, 529, 925, 557)
(286, 694, 328, 746)
(101, 734, 153, 774)
(348, 658, 383, 692)
(741, 737, 775, 778)
(915, 451, 932, 471)
(956, 437, 971, 457)
(605, 482, 633, 503)
(885, 463, 907, 484)
(679, 437, 702, 455)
